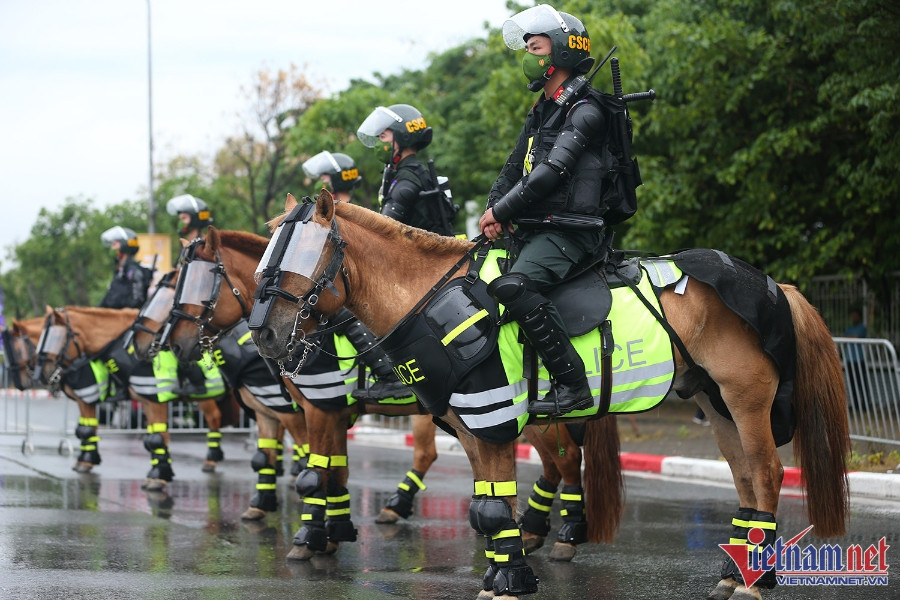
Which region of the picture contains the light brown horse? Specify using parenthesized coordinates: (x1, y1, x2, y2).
(251, 191, 849, 600)
(130, 271, 311, 521)
(31, 306, 230, 485)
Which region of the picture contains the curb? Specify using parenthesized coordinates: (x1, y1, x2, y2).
(347, 428, 900, 501)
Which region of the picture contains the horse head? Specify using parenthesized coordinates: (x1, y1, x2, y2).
(2, 316, 43, 390)
(131, 269, 178, 360)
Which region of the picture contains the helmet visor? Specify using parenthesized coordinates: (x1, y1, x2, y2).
(100, 226, 131, 247)
(166, 194, 206, 216)
(178, 261, 220, 306)
(37, 325, 68, 358)
(502, 4, 569, 50)
(356, 106, 405, 148)
(140, 285, 175, 323)
(302, 151, 342, 178)
(255, 219, 332, 280)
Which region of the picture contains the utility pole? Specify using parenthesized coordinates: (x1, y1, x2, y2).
(146, 0, 156, 233)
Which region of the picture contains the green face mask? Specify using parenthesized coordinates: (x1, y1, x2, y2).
(522, 52, 551, 82)
(373, 139, 395, 164)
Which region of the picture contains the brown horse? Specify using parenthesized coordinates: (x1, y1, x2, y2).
(130, 270, 311, 521)
(31, 306, 230, 486)
(251, 191, 849, 600)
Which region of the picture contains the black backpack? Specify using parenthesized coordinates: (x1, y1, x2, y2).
(588, 88, 641, 226)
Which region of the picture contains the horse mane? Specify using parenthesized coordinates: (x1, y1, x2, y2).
(61, 306, 139, 319)
(201, 230, 269, 260)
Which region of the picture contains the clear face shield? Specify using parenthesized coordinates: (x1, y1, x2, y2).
(178, 260, 221, 306)
(302, 151, 342, 179)
(356, 106, 405, 148)
(255, 219, 333, 282)
(140, 285, 176, 323)
(100, 226, 131, 248)
(36, 325, 68, 358)
(502, 4, 568, 49)
(166, 194, 205, 216)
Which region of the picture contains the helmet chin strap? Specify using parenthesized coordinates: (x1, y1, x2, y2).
(527, 65, 556, 92)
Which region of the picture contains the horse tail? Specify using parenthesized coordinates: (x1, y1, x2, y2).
(781, 283, 850, 537)
(583, 415, 624, 543)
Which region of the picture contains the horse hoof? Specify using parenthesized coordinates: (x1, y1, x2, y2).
(240, 507, 267, 521)
(201, 461, 217, 473)
(73, 462, 93, 473)
(144, 478, 167, 492)
(729, 587, 762, 600)
(707, 579, 737, 600)
(522, 534, 546, 555)
(285, 545, 316, 562)
(321, 541, 340, 555)
(375, 508, 401, 524)
(548, 541, 577, 561)
(475, 590, 495, 600)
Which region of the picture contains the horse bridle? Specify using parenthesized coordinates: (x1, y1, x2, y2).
(1, 327, 36, 391)
(248, 198, 349, 377)
(34, 308, 86, 390)
(157, 238, 251, 354)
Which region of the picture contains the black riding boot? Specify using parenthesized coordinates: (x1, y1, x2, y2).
(343, 317, 412, 401)
(488, 273, 593, 417)
(177, 361, 207, 396)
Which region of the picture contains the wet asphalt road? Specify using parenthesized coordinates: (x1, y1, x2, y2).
(1, 405, 898, 599)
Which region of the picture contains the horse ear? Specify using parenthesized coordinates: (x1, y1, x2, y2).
(44, 305, 53, 315)
(179, 238, 189, 248)
(285, 193, 298, 211)
(207, 226, 220, 252)
(315, 188, 335, 222)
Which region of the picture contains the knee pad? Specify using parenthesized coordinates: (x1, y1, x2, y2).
(487, 273, 535, 303)
(295, 468, 322, 498)
(75, 424, 95, 441)
(250, 449, 270, 472)
(472, 497, 513, 537)
(143, 432, 166, 452)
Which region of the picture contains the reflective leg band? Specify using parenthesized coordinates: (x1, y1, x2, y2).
(397, 470, 427, 493)
(207, 431, 222, 448)
(148, 423, 168, 434)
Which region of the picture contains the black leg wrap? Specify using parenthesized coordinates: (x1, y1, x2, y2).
(326, 484, 357, 542)
(748, 511, 778, 589)
(482, 536, 498, 592)
(294, 491, 328, 551)
(250, 466, 278, 511)
(491, 522, 539, 596)
(291, 445, 308, 476)
(205, 431, 224, 462)
(384, 469, 425, 519)
(557, 484, 588, 544)
(469, 494, 485, 533)
(147, 451, 174, 482)
(518, 476, 557, 537)
(275, 443, 285, 477)
(721, 506, 755, 581)
(76, 424, 102, 466)
(205, 446, 224, 462)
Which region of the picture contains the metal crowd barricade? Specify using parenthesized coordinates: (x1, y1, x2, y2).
(92, 396, 255, 436)
(833, 337, 900, 447)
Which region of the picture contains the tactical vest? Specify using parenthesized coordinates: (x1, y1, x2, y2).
(383, 157, 450, 235)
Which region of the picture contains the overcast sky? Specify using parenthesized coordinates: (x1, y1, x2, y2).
(0, 0, 514, 266)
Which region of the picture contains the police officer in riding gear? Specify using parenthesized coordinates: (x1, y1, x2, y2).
(166, 194, 213, 241)
(99, 226, 151, 309)
(302, 149, 411, 402)
(302, 151, 362, 204)
(356, 104, 453, 236)
(480, 5, 609, 417)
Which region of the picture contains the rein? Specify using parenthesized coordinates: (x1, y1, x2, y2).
(35, 308, 86, 390)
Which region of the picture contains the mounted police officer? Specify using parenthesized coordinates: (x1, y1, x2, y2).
(99, 226, 150, 309)
(356, 104, 454, 236)
(479, 4, 612, 417)
(301, 150, 411, 402)
(166, 194, 213, 242)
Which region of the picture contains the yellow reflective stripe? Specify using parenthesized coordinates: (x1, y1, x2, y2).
(494, 554, 510, 562)
(485, 549, 495, 559)
(560, 509, 569, 517)
(82, 445, 96, 451)
(528, 498, 552, 512)
(207, 431, 222, 439)
(406, 471, 426, 490)
(747, 520, 777, 530)
(148, 423, 168, 433)
(729, 538, 748, 545)
(303, 497, 326, 506)
(259, 468, 276, 475)
(308, 454, 329, 469)
(474, 480, 488, 495)
(301, 514, 313, 521)
(293, 444, 307, 458)
(88, 436, 100, 443)
(532, 483, 555, 499)
(237, 331, 253, 345)
(441, 309, 489, 346)
(326, 508, 351, 516)
(256, 484, 277, 490)
(493, 529, 520, 540)
(84, 418, 99, 426)
(328, 494, 351, 504)
(207, 442, 220, 448)
(559, 492, 582, 502)
(330, 455, 348, 467)
(732, 517, 751, 527)
(257, 438, 278, 449)
(153, 448, 167, 455)
(302, 443, 310, 453)
(398, 482, 411, 492)
(487, 481, 517, 497)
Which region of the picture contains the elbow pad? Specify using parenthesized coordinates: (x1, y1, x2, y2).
(381, 180, 419, 223)
(491, 163, 560, 222)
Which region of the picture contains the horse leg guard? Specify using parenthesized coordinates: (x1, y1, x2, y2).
(294, 490, 329, 552)
(144, 431, 174, 482)
(249, 439, 278, 512)
(383, 469, 426, 519)
(205, 431, 224, 462)
(325, 483, 358, 543)
(291, 443, 309, 477)
(275, 441, 285, 477)
(720, 507, 755, 583)
(556, 484, 588, 545)
(481, 536, 499, 594)
(746, 511, 777, 589)
(491, 523, 539, 596)
(518, 476, 556, 537)
(75, 419, 101, 466)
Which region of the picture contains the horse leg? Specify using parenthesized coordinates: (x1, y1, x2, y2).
(375, 413, 438, 523)
(141, 397, 174, 491)
(518, 427, 562, 555)
(196, 398, 223, 473)
(524, 424, 586, 561)
(237, 390, 281, 521)
(73, 398, 101, 473)
(280, 411, 309, 486)
(287, 405, 355, 561)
